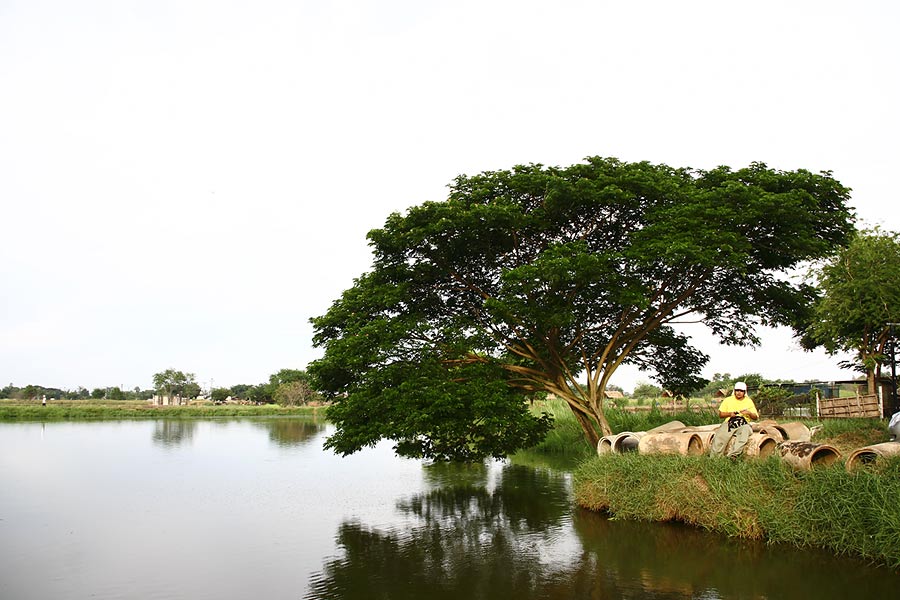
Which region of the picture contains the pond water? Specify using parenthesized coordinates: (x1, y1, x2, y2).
(1, 418, 897, 599)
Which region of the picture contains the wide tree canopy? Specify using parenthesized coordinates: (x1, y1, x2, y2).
(309, 157, 854, 460)
(800, 229, 900, 402)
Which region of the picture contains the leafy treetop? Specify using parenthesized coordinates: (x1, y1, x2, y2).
(310, 157, 855, 460)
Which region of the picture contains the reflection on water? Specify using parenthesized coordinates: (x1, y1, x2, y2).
(570, 509, 900, 599)
(1, 420, 898, 600)
(307, 458, 899, 600)
(252, 417, 325, 448)
(151, 419, 197, 447)
(150, 417, 325, 449)
(306, 463, 575, 600)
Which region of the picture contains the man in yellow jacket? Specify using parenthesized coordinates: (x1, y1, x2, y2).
(708, 381, 759, 458)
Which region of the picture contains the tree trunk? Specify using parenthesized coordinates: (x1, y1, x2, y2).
(572, 409, 601, 449)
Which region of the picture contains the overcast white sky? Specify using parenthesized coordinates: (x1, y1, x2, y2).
(2, 0, 898, 393)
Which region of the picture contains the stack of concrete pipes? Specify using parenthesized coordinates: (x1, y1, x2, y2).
(596, 419, 845, 470)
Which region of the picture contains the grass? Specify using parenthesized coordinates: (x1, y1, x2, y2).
(528, 397, 721, 458)
(574, 452, 900, 569)
(533, 397, 900, 567)
(0, 398, 323, 420)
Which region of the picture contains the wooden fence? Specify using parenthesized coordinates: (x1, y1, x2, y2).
(816, 393, 882, 418)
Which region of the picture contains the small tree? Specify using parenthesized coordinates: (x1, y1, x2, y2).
(273, 380, 322, 406)
(801, 229, 900, 397)
(632, 382, 663, 399)
(107, 387, 126, 401)
(211, 388, 231, 403)
(152, 369, 198, 400)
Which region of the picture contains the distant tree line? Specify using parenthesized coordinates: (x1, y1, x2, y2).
(3, 367, 323, 407)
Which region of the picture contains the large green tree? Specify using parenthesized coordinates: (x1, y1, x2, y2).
(152, 368, 198, 400)
(800, 229, 900, 400)
(310, 157, 854, 459)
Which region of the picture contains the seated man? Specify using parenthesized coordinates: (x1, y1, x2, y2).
(708, 381, 758, 459)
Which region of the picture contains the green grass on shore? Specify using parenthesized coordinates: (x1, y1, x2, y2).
(528, 397, 721, 459)
(0, 399, 323, 420)
(532, 397, 900, 568)
(574, 452, 900, 569)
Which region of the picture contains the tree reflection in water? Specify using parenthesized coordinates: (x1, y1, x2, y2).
(151, 419, 197, 448)
(252, 418, 325, 448)
(306, 461, 900, 600)
(306, 462, 578, 600)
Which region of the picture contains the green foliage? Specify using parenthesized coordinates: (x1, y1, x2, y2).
(324, 358, 553, 461)
(273, 380, 322, 406)
(106, 386, 126, 401)
(734, 372, 765, 390)
(801, 229, 900, 390)
(91, 388, 105, 399)
(604, 407, 719, 433)
(310, 157, 855, 459)
(751, 385, 795, 416)
(525, 398, 595, 460)
(698, 372, 733, 396)
(151, 369, 198, 399)
(229, 383, 254, 398)
(632, 382, 662, 399)
(210, 387, 231, 403)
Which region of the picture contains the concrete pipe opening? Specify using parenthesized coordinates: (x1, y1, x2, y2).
(845, 442, 900, 472)
(597, 436, 614, 455)
(612, 431, 642, 453)
(778, 441, 841, 470)
(743, 433, 778, 459)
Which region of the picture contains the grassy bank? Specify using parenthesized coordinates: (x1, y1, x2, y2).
(528, 397, 721, 459)
(574, 453, 900, 569)
(0, 399, 323, 420)
(533, 398, 900, 567)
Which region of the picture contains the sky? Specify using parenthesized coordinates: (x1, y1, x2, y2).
(2, 0, 898, 394)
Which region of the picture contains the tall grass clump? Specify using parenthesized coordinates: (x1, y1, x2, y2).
(528, 397, 594, 460)
(528, 398, 720, 459)
(574, 452, 900, 569)
(604, 405, 719, 433)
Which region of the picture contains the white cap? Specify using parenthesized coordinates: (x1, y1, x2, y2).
(734, 381, 747, 391)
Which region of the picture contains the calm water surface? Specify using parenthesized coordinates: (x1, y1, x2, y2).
(0, 419, 897, 599)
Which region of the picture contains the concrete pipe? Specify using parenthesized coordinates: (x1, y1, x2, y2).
(637, 431, 704, 456)
(776, 422, 811, 442)
(681, 424, 720, 432)
(645, 420, 686, 434)
(695, 430, 717, 453)
(612, 431, 643, 453)
(597, 435, 615, 455)
(845, 441, 900, 472)
(744, 433, 778, 459)
(778, 441, 841, 470)
(752, 424, 785, 442)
